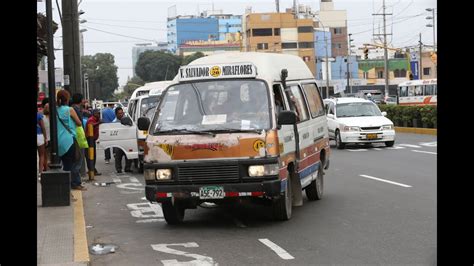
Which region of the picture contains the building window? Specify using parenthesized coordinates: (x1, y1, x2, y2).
(274, 28, 280, 36)
(393, 69, 400, 78)
(400, 69, 407, 77)
(257, 43, 269, 50)
(298, 42, 314, 48)
(297, 26, 313, 33)
(252, 28, 273, 36)
(282, 42, 298, 49)
(333, 28, 343, 35)
(377, 71, 384, 79)
(423, 67, 431, 76)
(335, 43, 342, 49)
(363, 72, 369, 79)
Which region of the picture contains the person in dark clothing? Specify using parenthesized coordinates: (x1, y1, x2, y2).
(85, 109, 102, 178)
(113, 107, 132, 173)
(71, 93, 86, 178)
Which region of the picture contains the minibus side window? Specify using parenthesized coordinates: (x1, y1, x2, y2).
(302, 83, 325, 118)
(273, 84, 287, 116)
(286, 85, 310, 122)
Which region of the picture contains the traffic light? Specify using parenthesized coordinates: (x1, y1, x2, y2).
(363, 48, 369, 60)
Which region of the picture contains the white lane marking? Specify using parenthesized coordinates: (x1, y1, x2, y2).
(117, 183, 144, 191)
(127, 202, 163, 218)
(112, 178, 122, 183)
(258, 239, 295, 260)
(398, 144, 422, 148)
(136, 219, 164, 223)
(151, 243, 217, 266)
(359, 174, 412, 188)
(347, 149, 368, 152)
(387, 145, 405, 150)
(412, 150, 437, 155)
(419, 141, 437, 147)
(373, 148, 382, 151)
(129, 177, 140, 183)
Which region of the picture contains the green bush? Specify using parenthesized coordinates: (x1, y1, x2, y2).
(378, 104, 437, 128)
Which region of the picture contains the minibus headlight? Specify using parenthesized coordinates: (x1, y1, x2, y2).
(156, 169, 172, 180)
(248, 164, 279, 177)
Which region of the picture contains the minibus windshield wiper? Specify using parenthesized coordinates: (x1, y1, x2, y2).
(156, 129, 216, 136)
(213, 128, 264, 134)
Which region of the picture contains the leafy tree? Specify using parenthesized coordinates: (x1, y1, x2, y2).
(82, 53, 119, 101)
(135, 51, 181, 82)
(182, 52, 205, 65)
(123, 76, 145, 96)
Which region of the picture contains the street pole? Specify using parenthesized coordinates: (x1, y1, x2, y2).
(45, 0, 61, 168)
(373, 0, 392, 99)
(62, 0, 82, 95)
(347, 33, 352, 94)
(419, 33, 423, 80)
(314, 16, 330, 98)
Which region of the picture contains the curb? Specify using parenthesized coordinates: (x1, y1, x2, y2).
(71, 190, 90, 264)
(395, 127, 437, 135)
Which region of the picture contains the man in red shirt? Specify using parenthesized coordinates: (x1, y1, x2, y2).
(86, 109, 102, 177)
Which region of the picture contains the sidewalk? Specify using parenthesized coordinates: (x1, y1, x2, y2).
(37, 177, 90, 265)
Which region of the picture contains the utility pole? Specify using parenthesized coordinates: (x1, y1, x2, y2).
(275, 0, 280, 12)
(419, 33, 423, 80)
(46, 0, 61, 168)
(62, 0, 82, 95)
(373, 0, 392, 98)
(347, 33, 353, 94)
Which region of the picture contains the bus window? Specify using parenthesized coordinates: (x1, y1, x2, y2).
(415, 86, 423, 96)
(408, 86, 415, 96)
(433, 84, 437, 95)
(399, 86, 408, 97)
(425, 85, 435, 96)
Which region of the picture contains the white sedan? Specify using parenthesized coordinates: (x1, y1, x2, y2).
(323, 97, 395, 149)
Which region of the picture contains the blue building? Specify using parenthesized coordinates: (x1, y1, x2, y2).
(315, 56, 358, 81)
(167, 17, 219, 53)
(209, 14, 242, 41)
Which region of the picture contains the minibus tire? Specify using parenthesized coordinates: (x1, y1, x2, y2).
(272, 174, 292, 221)
(385, 141, 395, 147)
(138, 162, 144, 173)
(336, 130, 345, 149)
(162, 201, 185, 225)
(305, 167, 324, 201)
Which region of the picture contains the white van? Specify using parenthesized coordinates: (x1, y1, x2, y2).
(137, 52, 331, 224)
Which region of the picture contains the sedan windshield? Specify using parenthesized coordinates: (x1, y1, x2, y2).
(336, 102, 382, 117)
(150, 80, 270, 135)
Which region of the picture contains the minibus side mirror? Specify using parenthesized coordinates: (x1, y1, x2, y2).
(138, 117, 151, 131)
(278, 111, 297, 125)
(381, 111, 387, 117)
(120, 116, 133, 126)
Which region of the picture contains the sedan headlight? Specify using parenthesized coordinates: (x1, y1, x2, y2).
(342, 126, 360, 132)
(382, 124, 394, 130)
(156, 169, 172, 180)
(144, 169, 156, 180)
(248, 164, 279, 177)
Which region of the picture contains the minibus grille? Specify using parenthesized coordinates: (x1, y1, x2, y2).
(177, 164, 240, 183)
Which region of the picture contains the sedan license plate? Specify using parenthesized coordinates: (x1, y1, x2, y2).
(366, 133, 378, 140)
(199, 186, 225, 199)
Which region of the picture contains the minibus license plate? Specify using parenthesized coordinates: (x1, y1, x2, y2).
(199, 186, 225, 199)
(367, 133, 377, 139)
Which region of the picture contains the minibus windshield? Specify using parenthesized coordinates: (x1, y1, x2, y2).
(150, 80, 270, 135)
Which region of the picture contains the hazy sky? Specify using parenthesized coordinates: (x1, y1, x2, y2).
(38, 0, 436, 86)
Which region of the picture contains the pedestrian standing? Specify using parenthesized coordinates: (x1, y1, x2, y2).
(101, 104, 116, 164)
(37, 111, 48, 178)
(41, 98, 51, 171)
(71, 93, 87, 178)
(56, 90, 87, 191)
(85, 109, 102, 178)
(113, 107, 132, 173)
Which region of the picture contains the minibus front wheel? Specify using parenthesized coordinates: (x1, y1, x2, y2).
(272, 173, 293, 221)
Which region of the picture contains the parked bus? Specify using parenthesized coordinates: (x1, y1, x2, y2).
(397, 79, 437, 106)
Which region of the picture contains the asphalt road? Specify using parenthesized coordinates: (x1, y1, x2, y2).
(83, 133, 437, 265)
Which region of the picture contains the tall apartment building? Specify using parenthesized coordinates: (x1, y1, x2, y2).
(167, 16, 219, 54)
(245, 12, 316, 75)
(315, 0, 348, 57)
